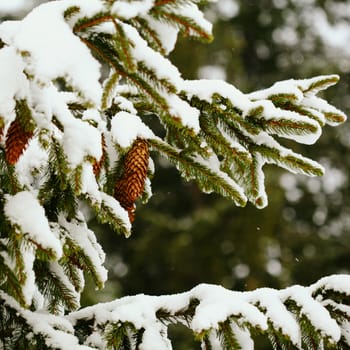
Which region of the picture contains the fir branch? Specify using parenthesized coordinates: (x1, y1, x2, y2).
(59, 257, 84, 294)
(163, 120, 207, 158)
(199, 113, 251, 176)
(102, 71, 120, 110)
(61, 229, 106, 290)
(301, 75, 339, 95)
(104, 322, 135, 350)
(325, 111, 347, 125)
(246, 153, 266, 208)
(112, 19, 137, 73)
(39, 138, 78, 220)
(1, 291, 79, 349)
(250, 143, 324, 177)
(156, 298, 200, 325)
(0, 250, 25, 306)
(15, 100, 35, 133)
(201, 333, 214, 350)
(0, 295, 43, 349)
(148, 138, 247, 206)
(5, 231, 27, 296)
(63, 6, 80, 21)
(34, 260, 79, 314)
(152, 10, 213, 42)
(266, 324, 296, 350)
(0, 149, 21, 194)
(49, 138, 70, 191)
(81, 35, 169, 111)
(137, 61, 177, 94)
(131, 17, 167, 55)
(267, 95, 326, 127)
(89, 196, 131, 238)
(218, 319, 242, 350)
(247, 115, 319, 138)
(73, 12, 112, 33)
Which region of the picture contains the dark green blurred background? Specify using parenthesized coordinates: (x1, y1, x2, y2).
(2, 1, 350, 348)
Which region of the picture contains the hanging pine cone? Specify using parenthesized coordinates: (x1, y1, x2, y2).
(5, 120, 33, 165)
(114, 138, 149, 223)
(93, 134, 107, 177)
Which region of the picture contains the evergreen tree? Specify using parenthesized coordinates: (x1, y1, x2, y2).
(0, 0, 349, 349)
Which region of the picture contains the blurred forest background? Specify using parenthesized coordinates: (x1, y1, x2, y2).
(1, 0, 350, 348)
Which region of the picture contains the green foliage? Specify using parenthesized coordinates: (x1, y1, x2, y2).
(0, 0, 349, 349)
(1, 276, 349, 349)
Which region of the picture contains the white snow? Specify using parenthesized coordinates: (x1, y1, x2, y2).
(4, 191, 63, 259)
(21, 246, 37, 306)
(281, 285, 341, 342)
(111, 111, 154, 148)
(189, 284, 268, 332)
(249, 99, 322, 145)
(311, 274, 350, 295)
(183, 79, 252, 113)
(0, 1, 348, 348)
(120, 21, 183, 90)
(80, 163, 101, 204)
(302, 96, 346, 126)
(173, 2, 213, 38)
(144, 15, 179, 54)
(231, 323, 254, 349)
(166, 93, 201, 132)
(2, 271, 346, 349)
(246, 288, 301, 346)
(100, 192, 132, 235)
(111, 0, 154, 20)
(1, 291, 90, 349)
(0, 47, 29, 122)
(0, 0, 104, 106)
(113, 95, 137, 114)
(15, 138, 48, 188)
(62, 118, 102, 168)
(247, 79, 304, 103)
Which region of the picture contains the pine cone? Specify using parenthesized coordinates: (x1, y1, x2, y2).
(5, 120, 33, 165)
(114, 138, 149, 223)
(93, 134, 106, 177)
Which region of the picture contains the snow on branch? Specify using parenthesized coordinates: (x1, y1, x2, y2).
(0, 0, 348, 349)
(1, 275, 349, 349)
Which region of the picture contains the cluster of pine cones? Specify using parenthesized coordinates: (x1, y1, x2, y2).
(2, 119, 149, 223)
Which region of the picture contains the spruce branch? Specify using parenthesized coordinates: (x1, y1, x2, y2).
(218, 319, 242, 350)
(0, 1, 348, 349)
(102, 71, 120, 111)
(34, 260, 80, 314)
(73, 12, 112, 33)
(150, 9, 213, 42)
(131, 17, 167, 55)
(148, 137, 247, 206)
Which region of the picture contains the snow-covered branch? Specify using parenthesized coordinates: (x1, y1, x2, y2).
(0, 0, 348, 349)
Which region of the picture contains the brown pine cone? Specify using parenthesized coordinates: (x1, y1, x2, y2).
(114, 138, 149, 223)
(5, 120, 33, 165)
